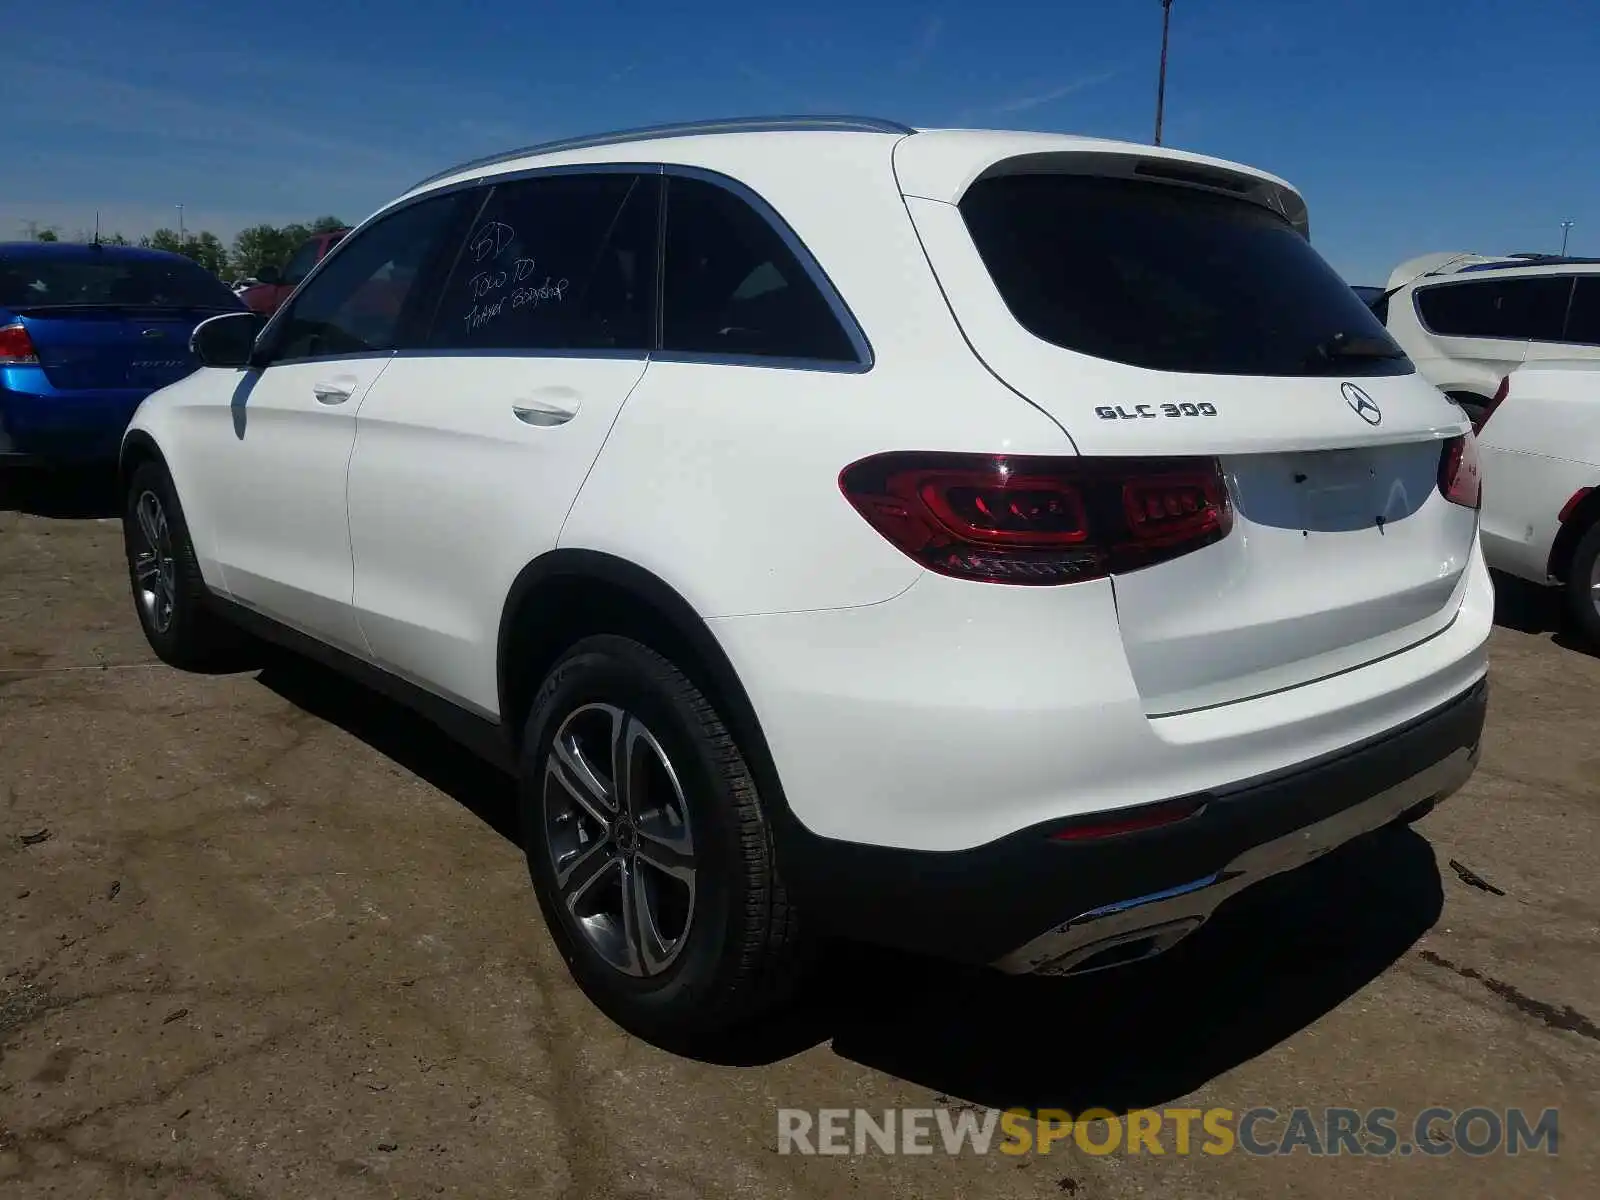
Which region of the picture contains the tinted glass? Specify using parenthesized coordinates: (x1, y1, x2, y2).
(960, 174, 1410, 377)
(661, 175, 857, 362)
(1563, 277, 1600, 347)
(0, 252, 241, 311)
(272, 195, 461, 360)
(281, 240, 321, 287)
(430, 173, 656, 352)
(1415, 276, 1574, 340)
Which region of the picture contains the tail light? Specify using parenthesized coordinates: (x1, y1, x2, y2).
(1474, 376, 1510, 432)
(1438, 433, 1482, 509)
(838, 452, 1232, 585)
(0, 323, 39, 365)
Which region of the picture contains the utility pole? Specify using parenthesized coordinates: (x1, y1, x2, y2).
(1560, 220, 1575, 256)
(176, 204, 185, 246)
(1154, 0, 1175, 146)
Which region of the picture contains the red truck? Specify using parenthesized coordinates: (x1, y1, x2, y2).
(239, 228, 350, 316)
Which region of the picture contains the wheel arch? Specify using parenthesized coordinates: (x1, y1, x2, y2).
(495, 550, 786, 800)
(118, 429, 169, 490)
(1548, 485, 1600, 583)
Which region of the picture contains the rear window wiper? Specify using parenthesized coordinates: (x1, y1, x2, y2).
(1304, 331, 1407, 366)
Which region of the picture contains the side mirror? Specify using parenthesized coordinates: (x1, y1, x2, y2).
(256, 264, 283, 286)
(191, 312, 264, 369)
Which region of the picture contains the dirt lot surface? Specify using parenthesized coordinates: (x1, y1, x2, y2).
(3, 473, 1598, 1199)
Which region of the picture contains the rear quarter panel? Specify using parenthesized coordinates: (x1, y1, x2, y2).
(1478, 367, 1600, 582)
(557, 136, 1072, 617)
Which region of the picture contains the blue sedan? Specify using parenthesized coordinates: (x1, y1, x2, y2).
(1, 242, 245, 464)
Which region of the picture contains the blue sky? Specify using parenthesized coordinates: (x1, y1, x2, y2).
(5, 0, 1595, 283)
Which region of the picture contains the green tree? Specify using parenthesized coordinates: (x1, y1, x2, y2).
(36, 228, 59, 242)
(231, 224, 297, 277)
(143, 228, 184, 253)
(185, 231, 229, 276)
(309, 215, 348, 234)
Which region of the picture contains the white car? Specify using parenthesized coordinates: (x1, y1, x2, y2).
(1475, 361, 1600, 642)
(1376, 252, 1600, 425)
(118, 116, 1491, 1041)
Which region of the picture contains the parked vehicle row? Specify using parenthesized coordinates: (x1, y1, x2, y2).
(1369, 251, 1600, 426)
(115, 117, 1490, 1043)
(1357, 253, 1600, 647)
(1, 242, 245, 463)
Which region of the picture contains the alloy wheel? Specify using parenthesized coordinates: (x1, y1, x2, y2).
(131, 490, 178, 635)
(543, 703, 697, 977)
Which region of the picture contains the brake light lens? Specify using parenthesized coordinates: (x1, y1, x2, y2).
(1475, 376, 1510, 432)
(838, 452, 1232, 585)
(1050, 796, 1207, 840)
(1438, 433, 1482, 509)
(1559, 487, 1592, 525)
(0, 322, 39, 365)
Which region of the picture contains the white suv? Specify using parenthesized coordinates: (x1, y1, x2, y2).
(1377, 252, 1600, 425)
(120, 116, 1491, 1041)
(1474, 361, 1600, 643)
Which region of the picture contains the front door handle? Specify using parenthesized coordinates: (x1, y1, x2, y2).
(312, 379, 356, 405)
(511, 398, 578, 427)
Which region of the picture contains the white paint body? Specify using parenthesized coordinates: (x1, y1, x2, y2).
(128, 125, 1491, 854)
(1382, 259, 1600, 404)
(1476, 361, 1600, 586)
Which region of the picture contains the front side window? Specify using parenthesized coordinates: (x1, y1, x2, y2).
(660, 175, 859, 363)
(960, 173, 1410, 377)
(270, 195, 463, 361)
(1416, 276, 1574, 341)
(429, 173, 657, 353)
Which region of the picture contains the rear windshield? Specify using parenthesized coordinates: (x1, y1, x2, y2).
(959, 174, 1412, 377)
(0, 253, 242, 312)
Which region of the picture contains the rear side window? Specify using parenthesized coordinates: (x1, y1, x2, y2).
(959, 174, 1409, 377)
(1563, 277, 1600, 347)
(0, 253, 241, 311)
(429, 173, 657, 353)
(1415, 276, 1573, 341)
(660, 175, 858, 364)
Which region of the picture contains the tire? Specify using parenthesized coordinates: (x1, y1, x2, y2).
(1564, 519, 1600, 649)
(122, 460, 247, 671)
(518, 634, 807, 1043)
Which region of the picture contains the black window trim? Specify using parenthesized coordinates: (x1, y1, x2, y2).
(1411, 274, 1580, 344)
(255, 161, 874, 373)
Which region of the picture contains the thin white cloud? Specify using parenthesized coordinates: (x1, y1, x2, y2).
(992, 69, 1118, 115)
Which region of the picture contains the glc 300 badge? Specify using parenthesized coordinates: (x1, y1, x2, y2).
(1096, 402, 1219, 420)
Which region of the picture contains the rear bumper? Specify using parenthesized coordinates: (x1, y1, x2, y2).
(1, 375, 144, 461)
(773, 678, 1485, 969)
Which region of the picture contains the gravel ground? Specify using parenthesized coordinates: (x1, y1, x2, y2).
(2, 470, 1597, 1199)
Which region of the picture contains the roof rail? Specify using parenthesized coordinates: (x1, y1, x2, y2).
(408, 115, 917, 191)
(1457, 253, 1600, 273)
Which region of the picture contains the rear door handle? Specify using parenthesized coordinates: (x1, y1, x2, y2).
(312, 379, 356, 405)
(511, 397, 579, 427)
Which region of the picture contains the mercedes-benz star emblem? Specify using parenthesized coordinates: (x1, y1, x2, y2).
(1342, 383, 1382, 426)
